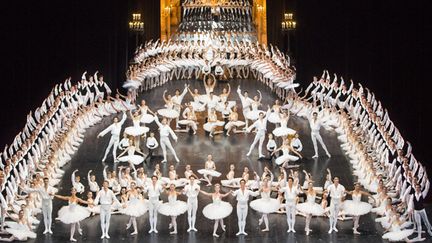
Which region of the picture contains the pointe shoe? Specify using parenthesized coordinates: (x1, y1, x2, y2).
(78, 228, 83, 235)
(161, 160, 167, 163)
(292, 229, 296, 233)
(43, 229, 49, 234)
(258, 218, 263, 225)
(312, 154, 318, 158)
(192, 227, 197, 232)
(222, 225, 226, 231)
(100, 234, 105, 239)
(126, 223, 131, 229)
(187, 228, 192, 232)
(326, 153, 331, 158)
(333, 227, 338, 232)
(48, 229, 53, 234)
(169, 223, 173, 229)
(154, 229, 159, 233)
(246, 152, 251, 157)
(328, 228, 333, 234)
(106, 234, 110, 239)
(236, 231, 241, 236)
(259, 154, 265, 158)
(353, 229, 360, 235)
(243, 231, 248, 235)
(148, 229, 154, 233)
(170, 230, 177, 235)
(70, 238, 77, 242)
(306, 230, 310, 236)
(262, 228, 269, 232)
(131, 231, 138, 235)
(213, 233, 219, 237)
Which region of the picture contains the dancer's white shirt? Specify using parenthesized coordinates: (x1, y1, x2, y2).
(232, 189, 259, 205)
(145, 183, 164, 200)
(327, 184, 345, 201)
(279, 185, 299, 202)
(94, 188, 118, 205)
(98, 113, 127, 137)
(184, 183, 200, 199)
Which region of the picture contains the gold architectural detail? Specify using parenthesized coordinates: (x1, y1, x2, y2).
(253, 0, 267, 45)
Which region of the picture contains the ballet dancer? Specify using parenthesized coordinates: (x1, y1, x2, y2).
(94, 180, 120, 239)
(120, 181, 147, 235)
(97, 112, 127, 162)
(279, 176, 299, 232)
(171, 85, 189, 128)
(183, 176, 200, 232)
(232, 179, 259, 236)
(144, 175, 165, 233)
(154, 115, 180, 163)
(158, 184, 188, 234)
(327, 177, 345, 233)
(176, 102, 198, 134)
(197, 154, 221, 186)
(201, 184, 233, 237)
(344, 183, 375, 234)
(308, 111, 331, 158)
(408, 183, 432, 239)
(237, 86, 254, 129)
(21, 177, 55, 234)
(145, 132, 159, 162)
(296, 182, 325, 235)
(246, 108, 271, 158)
(54, 188, 90, 241)
(250, 177, 280, 232)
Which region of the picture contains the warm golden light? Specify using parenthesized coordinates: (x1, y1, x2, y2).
(129, 13, 144, 31)
(281, 12, 296, 31)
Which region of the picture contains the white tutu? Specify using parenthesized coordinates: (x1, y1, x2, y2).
(123, 80, 141, 90)
(272, 127, 296, 137)
(275, 154, 299, 165)
(343, 200, 372, 216)
(4, 222, 36, 240)
(191, 101, 206, 112)
(158, 200, 188, 216)
(120, 198, 148, 217)
(250, 198, 281, 214)
(157, 108, 179, 119)
(202, 201, 233, 220)
(140, 114, 155, 124)
(245, 110, 265, 120)
(296, 202, 325, 216)
(382, 229, 414, 242)
(57, 203, 90, 224)
(197, 169, 221, 177)
(124, 126, 149, 136)
(224, 120, 245, 129)
(267, 112, 281, 124)
(87, 205, 100, 214)
(203, 121, 225, 132)
(118, 154, 144, 165)
(221, 178, 241, 187)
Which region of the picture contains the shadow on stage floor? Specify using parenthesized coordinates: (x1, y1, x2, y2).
(29, 79, 432, 243)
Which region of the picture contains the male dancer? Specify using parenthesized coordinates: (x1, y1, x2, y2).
(22, 177, 55, 234)
(94, 180, 120, 239)
(232, 179, 259, 235)
(144, 176, 164, 233)
(246, 109, 271, 158)
(171, 84, 188, 128)
(97, 112, 127, 162)
(327, 177, 345, 233)
(279, 177, 299, 232)
(408, 183, 432, 240)
(237, 86, 254, 129)
(154, 115, 180, 163)
(183, 176, 200, 232)
(308, 111, 331, 158)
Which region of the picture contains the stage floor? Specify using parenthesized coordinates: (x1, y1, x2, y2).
(28, 79, 432, 243)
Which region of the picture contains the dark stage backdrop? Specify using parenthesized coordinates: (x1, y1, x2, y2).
(0, 0, 431, 177)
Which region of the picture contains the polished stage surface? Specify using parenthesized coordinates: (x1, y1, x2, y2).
(28, 79, 432, 243)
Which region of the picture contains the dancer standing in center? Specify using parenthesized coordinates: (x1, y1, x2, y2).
(232, 179, 259, 236)
(183, 176, 200, 232)
(201, 184, 233, 237)
(327, 177, 345, 234)
(246, 108, 271, 158)
(154, 115, 180, 163)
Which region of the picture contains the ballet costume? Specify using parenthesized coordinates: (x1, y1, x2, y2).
(157, 101, 180, 119)
(296, 193, 325, 235)
(120, 194, 148, 235)
(272, 118, 296, 137)
(267, 106, 282, 124)
(139, 106, 155, 124)
(158, 194, 188, 234)
(4, 221, 36, 241)
(117, 147, 144, 169)
(275, 147, 299, 166)
(245, 102, 264, 121)
(202, 195, 233, 237)
(343, 193, 372, 234)
(197, 166, 222, 186)
(124, 117, 149, 149)
(250, 191, 281, 231)
(57, 201, 91, 241)
(382, 223, 414, 242)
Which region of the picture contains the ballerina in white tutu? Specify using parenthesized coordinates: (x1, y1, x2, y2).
(176, 102, 198, 134)
(198, 154, 221, 186)
(225, 106, 246, 136)
(203, 108, 224, 137)
(187, 87, 206, 112)
(116, 140, 146, 170)
(85, 191, 100, 216)
(250, 176, 280, 232)
(245, 90, 264, 121)
(382, 213, 415, 242)
(267, 99, 282, 124)
(272, 110, 296, 137)
(296, 182, 325, 235)
(272, 138, 302, 168)
(345, 183, 375, 234)
(124, 110, 149, 151)
(54, 187, 90, 242)
(167, 164, 188, 188)
(221, 164, 241, 188)
(137, 99, 155, 125)
(218, 84, 236, 110)
(200, 184, 233, 237)
(157, 90, 180, 120)
(120, 181, 148, 235)
(158, 184, 188, 234)
(1, 210, 36, 242)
